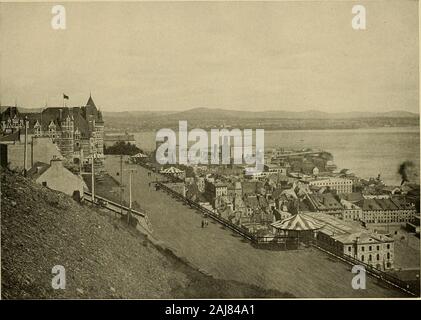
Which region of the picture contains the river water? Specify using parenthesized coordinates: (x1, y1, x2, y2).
(132, 127, 420, 186)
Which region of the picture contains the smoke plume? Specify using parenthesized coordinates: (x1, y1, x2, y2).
(398, 161, 416, 185)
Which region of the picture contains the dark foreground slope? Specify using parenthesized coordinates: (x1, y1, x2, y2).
(1, 170, 292, 299)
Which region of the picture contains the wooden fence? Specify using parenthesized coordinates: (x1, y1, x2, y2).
(83, 191, 154, 234)
(312, 243, 419, 297)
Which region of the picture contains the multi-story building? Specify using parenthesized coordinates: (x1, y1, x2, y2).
(340, 199, 363, 222)
(204, 179, 228, 208)
(306, 177, 353, 194)
(196, 176, 206, 193)
(205, 180, 228, 197)
(307, 212, 395, 270)
(356, 197, 416, 224)
(264, 163, 288, 175)
(0, 95, 104, 166)
(227, 181, 242, 198)
(305, 193, 344, 217)
(331, 232, 394, 270)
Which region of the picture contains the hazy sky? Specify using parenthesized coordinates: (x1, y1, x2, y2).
(0, 1, 419, 112)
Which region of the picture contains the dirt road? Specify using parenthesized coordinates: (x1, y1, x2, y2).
(105, 156, 404, 298)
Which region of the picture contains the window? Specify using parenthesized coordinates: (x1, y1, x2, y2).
(361, 246, 365, 252)
(369, 246, 372, 251)
(376, 254, 380, 261)
(387, 252, 390, 259)
(42, 181, 47, 187)
(361, 255, 364, 262)
(377, 245, 380, 251)
(387, 244, 390, 249)
(369, 254, 372, 261)
(348, 246, 351, 252)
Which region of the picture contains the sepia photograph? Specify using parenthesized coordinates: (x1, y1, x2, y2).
(0, 0, 420, 304)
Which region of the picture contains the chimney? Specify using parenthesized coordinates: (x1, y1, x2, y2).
(50, 156, 63, 168)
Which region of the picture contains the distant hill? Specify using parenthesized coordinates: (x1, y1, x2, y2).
(103, 107, 419, 121)
(102, 110, 174, 118)
(4, 106, 417, 120)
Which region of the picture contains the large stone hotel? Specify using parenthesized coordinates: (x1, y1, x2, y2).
(0, 95, 104, 168)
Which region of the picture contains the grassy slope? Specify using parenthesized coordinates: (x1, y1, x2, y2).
(1, 170, 292, 299)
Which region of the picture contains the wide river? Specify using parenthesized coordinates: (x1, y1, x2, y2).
(132, 127, 420, 186)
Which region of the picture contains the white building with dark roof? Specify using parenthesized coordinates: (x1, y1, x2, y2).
(306, 212, 395, 270)
(27, 157, 86, 200)
(305, 177, 353, 194)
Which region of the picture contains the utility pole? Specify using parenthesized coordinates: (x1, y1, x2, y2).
(120, 154, 123, 215)
(79, 148, 83, 174)
(129, 170, 132, 222)
(91, 155, 95, 202)
(23, 116, 28, 176)
(123, 168, 136, 224)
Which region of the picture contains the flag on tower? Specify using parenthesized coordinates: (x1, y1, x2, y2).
(63, 94, 69, 100)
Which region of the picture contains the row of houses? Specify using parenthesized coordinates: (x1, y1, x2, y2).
(303, 191, 416, 224)
(182, 167, 417, 229)
(246, 163, 354, 194)
(356, 197, 415, 224)
(161, 163, 399, 271)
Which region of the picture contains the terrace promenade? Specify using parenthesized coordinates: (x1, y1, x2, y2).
(104, 155, 405, 298)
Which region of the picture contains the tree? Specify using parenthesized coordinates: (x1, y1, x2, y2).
(104, 141, 143, 156)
